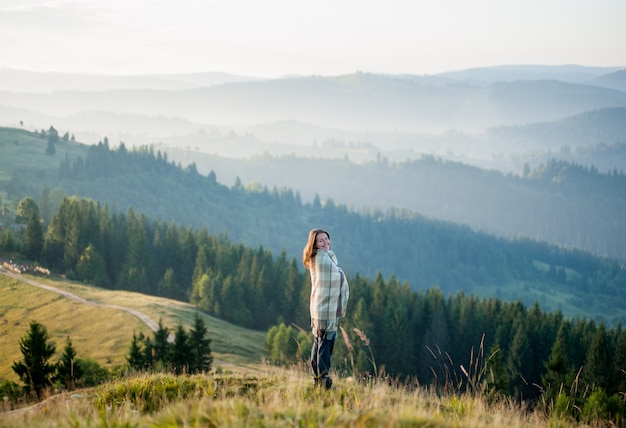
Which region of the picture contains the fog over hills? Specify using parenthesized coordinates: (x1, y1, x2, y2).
(0, 66, 625, 171)
(2, 72, 626, 136)
(2, 65, 625, 134)
(0, 68, 261, 92)
(0, 64, 625, 265)
(1, 65, 624, 175)
(590, 69, 626, 92)
(439, 64, 624, 85)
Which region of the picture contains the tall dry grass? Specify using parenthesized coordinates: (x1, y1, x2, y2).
(1, 366, 563, 428)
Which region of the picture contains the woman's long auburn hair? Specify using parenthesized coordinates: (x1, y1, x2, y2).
(302, 228, 330, 270)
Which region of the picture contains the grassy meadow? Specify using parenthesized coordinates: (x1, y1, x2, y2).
(0, 367, 573, 428)
(0, 127, 88, 185)
(0, 272, 266, 382)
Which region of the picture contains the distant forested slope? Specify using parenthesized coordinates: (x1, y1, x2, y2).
(1, 128, 624, 323)
(486, 107, 626, 151)
(167, 150, 626, 263)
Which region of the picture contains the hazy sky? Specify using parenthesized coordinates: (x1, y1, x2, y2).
(1, 0, 625, 77)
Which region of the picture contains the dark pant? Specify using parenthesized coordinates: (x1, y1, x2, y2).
(311, 330, 336, 383)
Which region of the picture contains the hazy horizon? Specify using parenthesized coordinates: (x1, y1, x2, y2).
(1, 0, 625, 78)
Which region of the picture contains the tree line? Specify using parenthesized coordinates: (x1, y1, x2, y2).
(3, 314, 212, 403)
(53, 141, 626, 322)
(3, 137, 626, 322)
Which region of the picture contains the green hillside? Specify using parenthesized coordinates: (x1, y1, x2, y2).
(1, 126, 626, 325)
(0, 272, 266, 382)
(0, 127, 88, 199)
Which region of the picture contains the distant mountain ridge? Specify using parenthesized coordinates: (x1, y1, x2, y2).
(0, 67, 262, 92)
(2, 71, 626, 137)
(439, 64, 625, 85)
(486, 107, 626, 149)
(590, 69, 626, 92)
(2, 64, 622, 92)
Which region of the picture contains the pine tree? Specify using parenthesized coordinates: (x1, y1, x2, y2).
(171, 323, 191, 374)
(12, 321, 57, 399)
(127, 332, 145, 371)
(152, 319, 171, 369)
(507, 322, 533, 401)
(38, 187, 53, 225)
(24, 212, 44, 261)
(117, 214, 150, 293)
(189, 312, 213, 373)
(542, 324, 573, 400)
(55, 336, 83, 390)
(157, 267, 180, 301)
(142, 337, 154, 370)
(583, 323, 615, 393)
(615, 329, 626, 393)
(485, 341, 509, 399)
(75, 243, 109, 287)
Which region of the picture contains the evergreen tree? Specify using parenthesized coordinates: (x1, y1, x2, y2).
(542, 324, 573, 401)
(12, 321, 57, 399)
(127, 332, 145, 371)
(46, 139, 56, 155)
(188, 312, 213, 373)
(158, 267, 182, 300)
(280, 257, 301, 323)
(46, 125, 59, 144)
(615, 329, 626, 394)
(24, 212, 44, 261)
(152, 319, 171, 369)
(485, 341, 509, 399)
(171, 323, 191, 375)
(191, 244, 210, 286)
(38, 187, 53, 225)
(55, 336, 83, 390)
(220, 276, 252, 326)
(142, 337, 154, 370)
(507, 322, 533, 400)
(75, 243, 109, 287)
(0, 229, 18, 252)
(583, 323, 615, 393)
(117, 213, 151, 293)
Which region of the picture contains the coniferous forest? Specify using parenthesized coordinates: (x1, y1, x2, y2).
(1, 128, 626, 416)
(7, 135, 625, 322)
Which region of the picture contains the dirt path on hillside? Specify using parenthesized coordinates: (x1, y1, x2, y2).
(1, 268, 161, 334)
(0, 269, 264, 419)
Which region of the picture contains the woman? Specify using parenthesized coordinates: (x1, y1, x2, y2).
(302, 228, 349, 389)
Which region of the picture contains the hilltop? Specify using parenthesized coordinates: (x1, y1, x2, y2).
(0, 369, 568, 427)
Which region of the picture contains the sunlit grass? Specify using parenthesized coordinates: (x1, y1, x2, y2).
(0, 273, 266, 381)
(0, 367, 565, 428)
(0, 275, 148, 381)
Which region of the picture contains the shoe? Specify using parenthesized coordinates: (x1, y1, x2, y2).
(323, 376, 332, 390)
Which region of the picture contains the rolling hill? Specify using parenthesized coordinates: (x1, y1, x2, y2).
(0, 271, 266, 382)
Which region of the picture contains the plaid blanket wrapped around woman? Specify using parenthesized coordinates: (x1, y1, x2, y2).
(309, 249, 349, 334)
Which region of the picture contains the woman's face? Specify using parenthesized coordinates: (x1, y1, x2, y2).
(315, 232, 331, 251)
